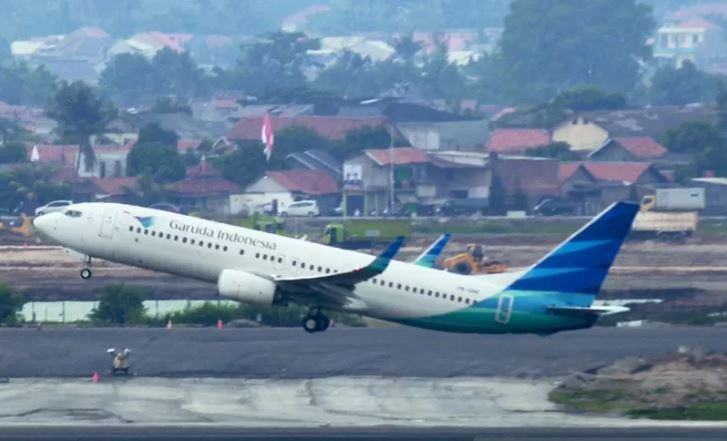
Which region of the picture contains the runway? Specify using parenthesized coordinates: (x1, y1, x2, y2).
(1, 326, 726, 378)
(3, 427, 727, 441)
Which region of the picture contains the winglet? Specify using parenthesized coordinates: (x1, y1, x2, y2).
(413, 233, 450, 268)
(368, 236, 405, 273)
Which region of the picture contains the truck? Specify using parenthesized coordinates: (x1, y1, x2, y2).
(631, 188, 705, 240)
(322, 219, 412, 249)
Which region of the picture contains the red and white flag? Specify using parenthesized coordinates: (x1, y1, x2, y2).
(261, 112, 274, 161)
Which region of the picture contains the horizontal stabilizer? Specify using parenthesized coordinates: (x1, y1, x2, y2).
(547, 305, 629, 318)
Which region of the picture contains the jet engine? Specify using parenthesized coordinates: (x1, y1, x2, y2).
(217, 269, 277, 306)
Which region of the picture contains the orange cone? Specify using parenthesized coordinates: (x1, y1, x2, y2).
(166, 319, 173, 330)
(92, 372, 100, 383)
(217, 319, 223, 330)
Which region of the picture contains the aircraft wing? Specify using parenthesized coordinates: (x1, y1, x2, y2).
(274, 237, 405, 308)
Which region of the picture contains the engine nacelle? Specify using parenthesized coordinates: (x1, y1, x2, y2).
(217, 269, 277, 306)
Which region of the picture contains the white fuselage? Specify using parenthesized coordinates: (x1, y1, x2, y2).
(35, 203, 506, 321)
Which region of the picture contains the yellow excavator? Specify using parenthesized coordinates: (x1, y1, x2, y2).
(0, 214, 32, 237)
(442, 244, 507, 275)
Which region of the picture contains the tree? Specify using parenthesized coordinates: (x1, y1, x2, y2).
(552, 87, 627, 112)
(393, 34, 422, 62)
(233, 31, 319, 95)
(150, 47, 209, 98)
(0, 141, 27, 164)
(418, 35, 467, 102)
(650, 61, 712, 105)
(339, 126, 392, 159)
(99, 53, 153, 105)
(717, 81, 727, 131)
(214, 141, 266, 188)
(498, 0, 653, 103)
(3, 164, 71, 211)
(526, 142, 579, 160)
(661, 121, 727, 177)
(46, 81, 117, 172)
(88, 285, 146, 326)
(126, 123, 185, 183)
(0, 62, 57, 106)
(0, 283, 23, 325)
(0, 37, 10, 66)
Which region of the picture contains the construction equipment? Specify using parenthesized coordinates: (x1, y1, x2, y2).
(107, 348, 131, 376)
(442, 244, 507, 275)
(0, 213, 32, 237)
(322, 220, 412, 249)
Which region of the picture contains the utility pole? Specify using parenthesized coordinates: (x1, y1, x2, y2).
(388, 124, 395, 213)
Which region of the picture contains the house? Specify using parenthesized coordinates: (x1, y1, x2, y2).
(587, 137, 667, 162)
(486, 128, 550, 154)
(654, 16, 727, 72)
(490, 155, 560, 211)
(237, 170, 340, 215)
(227, 115, 387, 143)
(551, 106, 718, 152)
(73, 177, 138, 203)
(172, 162, 240, 215)
(285, 149, 342, 181)
(559, 161, 670, 214)
(342, 147, 491, 215)
(339, 99, 488, 151)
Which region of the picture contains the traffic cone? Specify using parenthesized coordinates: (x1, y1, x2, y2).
(91, 372, 100, 383)
(166, 319, 173, 330)
(217, 319, 223, 330)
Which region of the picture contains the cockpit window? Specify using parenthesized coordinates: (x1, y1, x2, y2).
(64, 210, 83, 218)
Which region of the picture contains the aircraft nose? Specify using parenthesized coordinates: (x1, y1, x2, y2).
(33, 212, 61, 240)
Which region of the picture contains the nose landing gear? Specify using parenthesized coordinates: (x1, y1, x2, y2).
(302, 308, 330, 333)
(80, 256, 92, 280)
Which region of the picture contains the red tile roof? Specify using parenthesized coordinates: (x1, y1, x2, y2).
(174, 176, 240, 196)
(558, 163, 583, 182)
(561, 161, 661, 184)
(27, 144, 79, 165)
(267, 170, 339, 195)
(90, 177, 138, 196)
(177, 139, 202, 152)
(486, 129, 550, 153)
(227, 116, 387, 142)
(365, 147, 430, 166)
(612, 137, 667, 159)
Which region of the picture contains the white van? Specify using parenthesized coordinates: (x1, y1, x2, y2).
(281, 200, 319, 217)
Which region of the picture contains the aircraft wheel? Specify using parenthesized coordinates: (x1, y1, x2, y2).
(316, 315, 330, 332)
(80, 268, 92, 279)
(303, 316, 318, 333)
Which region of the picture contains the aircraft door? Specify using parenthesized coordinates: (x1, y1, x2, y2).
(495, 294, 514, 324)
(99, 207, 117, 239)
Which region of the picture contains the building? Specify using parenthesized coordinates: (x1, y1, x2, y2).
(342, 147, 492, 215)
(172, 162, 240, 214)
(587, 137, 667, 162)
(486, 129, 550, 154)
(237, 170, 340, 215)
(654, 16, 727, 72)
(552, 106, 717, 152)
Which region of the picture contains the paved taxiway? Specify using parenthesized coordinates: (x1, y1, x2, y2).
(3, 427, 727, 441)
(1, 326, 726, 378)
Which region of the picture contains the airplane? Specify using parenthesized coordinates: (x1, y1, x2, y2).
(33, 201, 638, 335)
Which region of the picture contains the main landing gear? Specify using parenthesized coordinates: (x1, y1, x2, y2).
(80, 256, 92, 280)
(302, 308, 330, 333)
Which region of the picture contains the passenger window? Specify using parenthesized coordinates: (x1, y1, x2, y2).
(136, 227, 141, 233)
(255, 253, 260, 258)
(199, 241, 204, 247)
(223, 246, 228, 252)
(191, 239, 195, 245)
(427, 290, 432, 296)
(166, 234, 171, 239)
(458, 296, 462, 303)
(450, 295, 455, 301)
(144, 229, 148, 235)
(151, 231, 156, 237)
(239, 249, 245, 255)
(381, 280, 385, 286)
(317, 266, 322, 272)
(208, 243, 213, 248)
(263, 254, 268, 260)
(405, 286, 409, 291)
(215, 244, 220, 250)
(397, 284, 402, 290)
(128, 226, 133, 232)
(182, 237, 187, 243)
(292, 260, 297, 266)
(174, 236, 179, 241)
(389, 282, 393, 287)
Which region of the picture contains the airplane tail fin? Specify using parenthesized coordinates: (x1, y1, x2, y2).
(506, 201, 639, 305)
